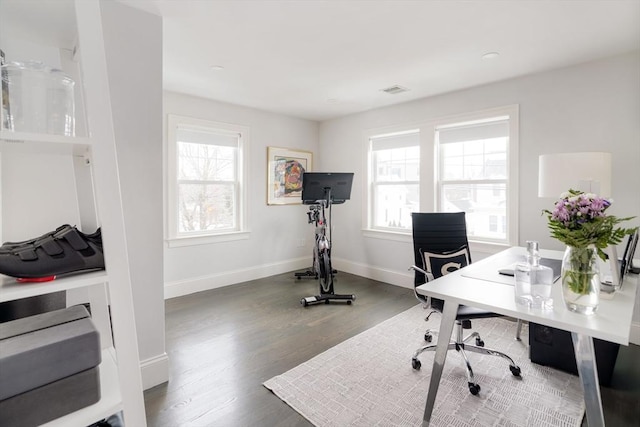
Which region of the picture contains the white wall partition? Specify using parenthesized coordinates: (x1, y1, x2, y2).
(100, 0, 166, 390)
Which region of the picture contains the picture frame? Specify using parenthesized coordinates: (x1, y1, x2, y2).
(267, 146, 313, 205)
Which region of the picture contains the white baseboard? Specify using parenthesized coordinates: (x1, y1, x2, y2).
(630, 322, 640, 346)
(140, 352, 169, 390)
(164, 257, 311, 299)
(332, 258, 413, 289)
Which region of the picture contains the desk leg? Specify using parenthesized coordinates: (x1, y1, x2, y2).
(571, 332, 604, 427)
(422, 301, 459, 427)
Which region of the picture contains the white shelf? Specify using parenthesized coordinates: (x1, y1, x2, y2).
(1, 0, 148, 424)
(41, 348, 123, 427)
(0, 271, 108, 303)
(0, 130, 91, 155)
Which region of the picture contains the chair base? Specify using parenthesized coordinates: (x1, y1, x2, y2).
(412, 322, 522, 395)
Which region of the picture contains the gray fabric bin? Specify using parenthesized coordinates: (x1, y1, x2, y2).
(0, 291, 66, 322)
(0, 304, 101, 400)
(0, 366, 100, 427)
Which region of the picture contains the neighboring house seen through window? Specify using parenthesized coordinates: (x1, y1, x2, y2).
(368, 130, 420, 232)
(167, 115, 248, 245)
(436, 117, 511, 243)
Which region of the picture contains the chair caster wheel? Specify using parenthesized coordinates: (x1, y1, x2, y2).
(510, 365, 521, 377)
(300, 299, 308, 307)
(424, 333, 432, 342)
(468, 383, 481, 395)
(411, 358, 421, 370)
(475, 337, 484, 347)
(325, 299, 330, 304)
(347, 300, 352, 305)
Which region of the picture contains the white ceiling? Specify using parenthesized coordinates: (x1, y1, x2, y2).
(5, 1, 639, 122)
(116, 0, 639, 121)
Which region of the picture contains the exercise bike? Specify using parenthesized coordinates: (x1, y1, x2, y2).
(297, 172, 355, 307)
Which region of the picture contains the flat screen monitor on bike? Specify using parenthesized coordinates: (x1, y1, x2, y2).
(302, 172, 354, 205)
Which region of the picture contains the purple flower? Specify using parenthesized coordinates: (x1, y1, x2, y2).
(552, 204, 570, 222)
(543, 188, 634, 249)
(589, 198, 607, 213)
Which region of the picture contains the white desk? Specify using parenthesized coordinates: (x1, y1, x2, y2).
(416, 246, 638, 427)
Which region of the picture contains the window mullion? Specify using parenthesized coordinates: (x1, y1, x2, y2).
(372, 180, 420, 185)
(178, 179, 234, 185)
(440, 179, 507, 186)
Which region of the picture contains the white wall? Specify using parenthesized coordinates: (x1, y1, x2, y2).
(1, 151, 81, 240)
(101, 1, 167, 389)
(318, 51, 640, 341)
(163, 92, 319, 297)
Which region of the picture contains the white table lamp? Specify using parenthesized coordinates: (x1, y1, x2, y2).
(538, 152, 612, 198)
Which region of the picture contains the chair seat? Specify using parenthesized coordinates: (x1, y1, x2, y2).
(456, 305, 503, 321)
(430, 298, 502, 321)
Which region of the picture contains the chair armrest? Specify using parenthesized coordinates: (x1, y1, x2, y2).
(409, 265, 434, 282)
(409, 265, 434, 308)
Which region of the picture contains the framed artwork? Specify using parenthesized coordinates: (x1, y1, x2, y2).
(267, 146, 313, 205)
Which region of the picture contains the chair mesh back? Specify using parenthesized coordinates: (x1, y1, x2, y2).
(411, 212, 471, 288)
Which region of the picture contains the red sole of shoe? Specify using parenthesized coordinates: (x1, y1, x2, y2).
(17, 276, 57, 283)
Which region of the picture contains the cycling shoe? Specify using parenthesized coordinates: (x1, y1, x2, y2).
(0, 224, 74, 254)
(0, 225, 104, 279)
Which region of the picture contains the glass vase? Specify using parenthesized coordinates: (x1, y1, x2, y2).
(561, 245, 600, 315)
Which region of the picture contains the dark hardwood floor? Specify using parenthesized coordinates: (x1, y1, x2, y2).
(144, 271, 640, 427)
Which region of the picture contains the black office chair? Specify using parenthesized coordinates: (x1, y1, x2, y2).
(409, 212, 521, 395)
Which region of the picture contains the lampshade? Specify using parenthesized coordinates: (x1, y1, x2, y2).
(538, 152, 612, 198)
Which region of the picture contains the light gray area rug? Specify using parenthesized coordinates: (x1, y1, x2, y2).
(264, 304, 585, 426)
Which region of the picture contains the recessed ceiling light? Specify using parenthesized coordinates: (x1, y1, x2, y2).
(482, 52, 500, 60)
(210, 65, 225, 71)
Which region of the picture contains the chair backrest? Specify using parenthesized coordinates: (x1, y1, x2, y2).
(411, 212, 472, 289)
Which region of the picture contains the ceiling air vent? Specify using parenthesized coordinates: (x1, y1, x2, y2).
(380, 85, 409, 95)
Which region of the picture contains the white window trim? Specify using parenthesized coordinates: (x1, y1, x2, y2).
(371, 130, 420, 233)
(361, 105, 519, 251)
(166, 114, 250, 246)
(431, 105, 519, 247)
(363, 125, 423, 235)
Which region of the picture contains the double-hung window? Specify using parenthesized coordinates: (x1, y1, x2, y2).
(167, 115, 248, 244)
(435, 107, 518, 245)
(368, 130, 420, 232)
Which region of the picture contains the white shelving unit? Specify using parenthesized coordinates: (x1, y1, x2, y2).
(0, 0, 147, 425)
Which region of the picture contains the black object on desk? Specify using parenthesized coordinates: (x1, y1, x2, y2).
(497, 257, 562, 282)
